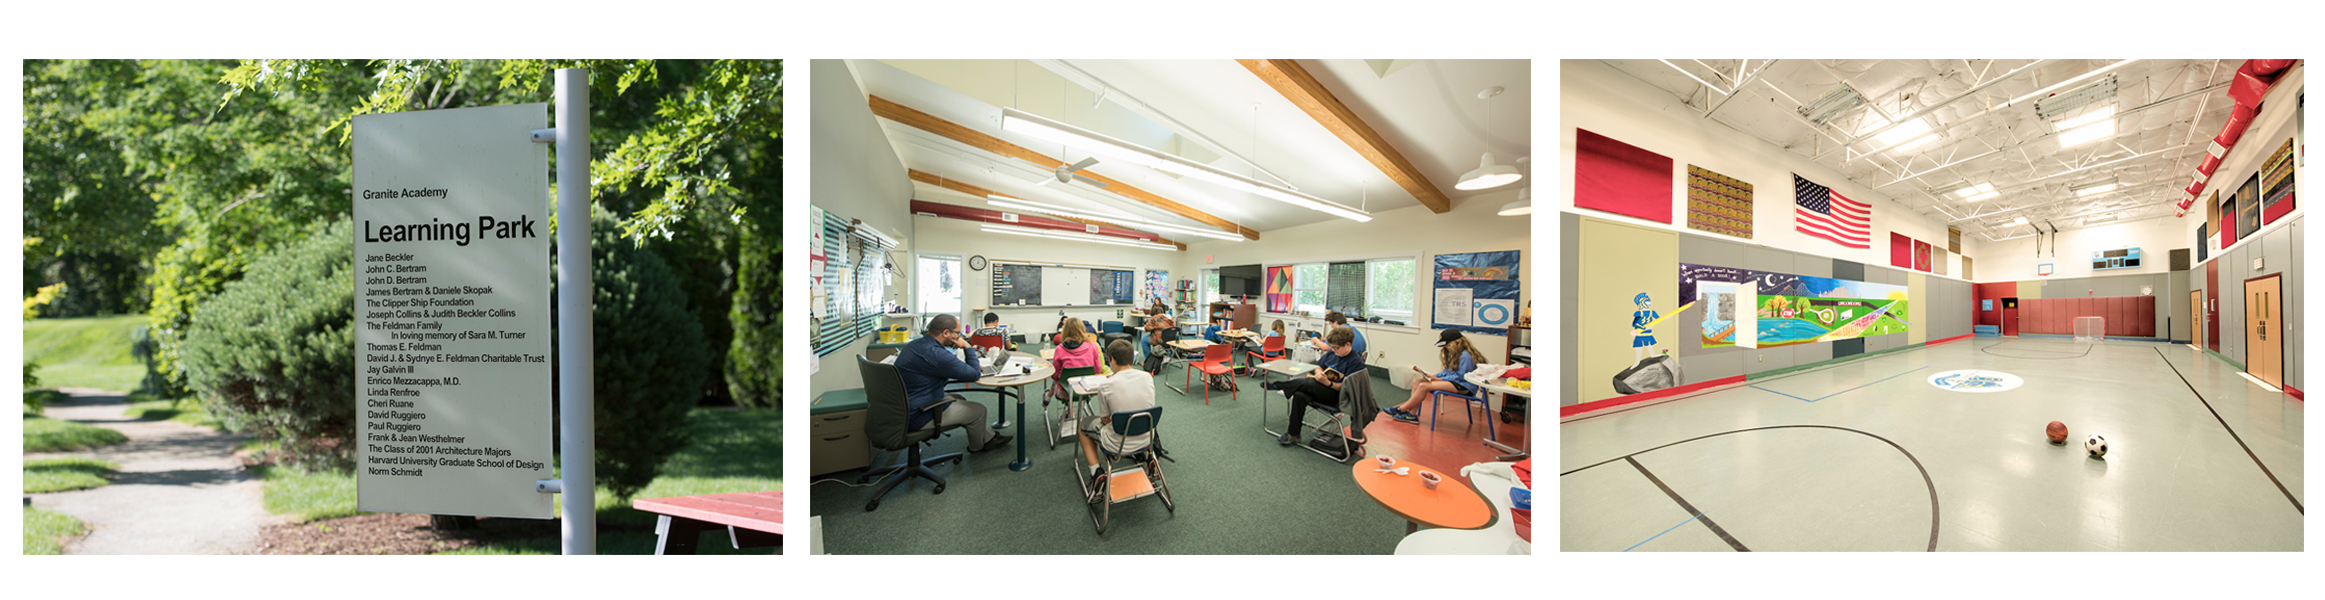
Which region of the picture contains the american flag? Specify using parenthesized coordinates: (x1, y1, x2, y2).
(1794, 174, 1870, 248)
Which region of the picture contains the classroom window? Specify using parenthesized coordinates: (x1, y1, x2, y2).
(915, 254, 962, 321)
(1294, 263, 1327, 314)
(1365, 258, 1416, 320)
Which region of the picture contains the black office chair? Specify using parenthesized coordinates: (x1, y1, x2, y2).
(857, 355, 967, 512)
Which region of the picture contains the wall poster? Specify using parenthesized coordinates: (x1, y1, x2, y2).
(1679, 263, 1909, 349)
(1433, 250, 1521, 335)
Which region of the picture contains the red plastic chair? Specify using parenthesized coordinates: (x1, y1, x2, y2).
(1243, 336, 1285, 375)
(1185, 344, 1236, 405)
(969, 335, 1007, 353)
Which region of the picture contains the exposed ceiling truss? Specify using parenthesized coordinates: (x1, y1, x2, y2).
(1605, 59, 2257, 240)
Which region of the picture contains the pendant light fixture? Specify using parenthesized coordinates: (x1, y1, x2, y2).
(1457, 86, 1523, 191)
(1498, 187, 1532, 216)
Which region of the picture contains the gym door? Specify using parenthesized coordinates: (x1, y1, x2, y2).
(2245, 275, 2282, 388)
(2189, 290, 2204, 347)
(2001, 298, 2019, 337)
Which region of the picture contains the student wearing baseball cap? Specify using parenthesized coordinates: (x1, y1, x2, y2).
(1381, 329, 1488, 424)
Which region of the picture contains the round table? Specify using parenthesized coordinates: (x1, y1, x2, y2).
(1351, 458, 1496, 534)
(976, 352, 1053, 472)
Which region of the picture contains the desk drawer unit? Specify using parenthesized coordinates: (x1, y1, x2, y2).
(809, 409, 871, 476)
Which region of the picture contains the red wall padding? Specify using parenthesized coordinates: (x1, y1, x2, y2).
(2012, 296, 2154, 337)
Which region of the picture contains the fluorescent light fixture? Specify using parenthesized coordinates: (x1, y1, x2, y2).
(1953, 182, 1998, 201)
(2084, 214, 2119, 225)
(979, 224, 1177, 252)
(1870, 116, 1937, 152)
(2008, 216, 2029, 226)
(985, 195, 1244, 241)
(1000, 107, 1371, 222)
(1498, 187, 1532, 216)
(2070, 178, 2120, 197)
(2055, 103, 2116, 147)
(1456, 152, 1524, 191)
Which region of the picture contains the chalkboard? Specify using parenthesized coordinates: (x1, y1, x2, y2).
(991, 264, 1043, 306)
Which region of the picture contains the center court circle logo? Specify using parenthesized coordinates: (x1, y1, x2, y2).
(1927, 369, 2024, 393)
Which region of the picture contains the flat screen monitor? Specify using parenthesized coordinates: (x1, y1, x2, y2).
(1219, 264, 1262, 298)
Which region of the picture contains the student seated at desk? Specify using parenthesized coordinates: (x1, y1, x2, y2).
(1306, 311, 1368, 356)
(1078, 340, 1156, 473)
(1141, 306, 1179, 371)
(1048, 319, 1104, 401)
(1382, 329, 1487, 424)
(1264, 326, 1364, 446)
(971, 312, 1014, 350)
(895, 314, 1013, 453)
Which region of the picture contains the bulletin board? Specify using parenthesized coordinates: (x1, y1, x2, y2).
(1433, 250, 1521, 335)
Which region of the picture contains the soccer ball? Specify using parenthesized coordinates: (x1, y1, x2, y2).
(2085, 434, 2108, 459)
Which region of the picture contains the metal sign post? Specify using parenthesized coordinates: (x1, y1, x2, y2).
(551, 67, 595, 555)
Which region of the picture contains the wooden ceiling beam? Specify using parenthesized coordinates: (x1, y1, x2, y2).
(907, 169, 1186, 250)
(1237, 59, 1453, 213)
(868, 94, 1260, 240)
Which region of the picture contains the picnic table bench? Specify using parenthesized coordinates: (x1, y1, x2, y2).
(632, 490, 783, 554)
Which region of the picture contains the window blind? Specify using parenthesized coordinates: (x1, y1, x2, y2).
(1327, 261, 1367, 318)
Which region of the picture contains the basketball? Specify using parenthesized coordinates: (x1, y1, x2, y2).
(2046, 421, 2068, 444)
(2086, 434, 2108, 459)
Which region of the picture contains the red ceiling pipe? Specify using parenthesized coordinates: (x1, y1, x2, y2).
(909, 199, 1167, 242)
(2178, 60, 2299, 216)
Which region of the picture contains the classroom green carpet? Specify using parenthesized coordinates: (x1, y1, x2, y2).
(808, 369, 1421, 554)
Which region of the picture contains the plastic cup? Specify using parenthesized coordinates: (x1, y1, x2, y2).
(1419, 471, 1442, 490)
(1375, 456, 1396, 470)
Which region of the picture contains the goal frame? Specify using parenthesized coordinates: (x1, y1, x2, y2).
(2073, 316, 2105, 342)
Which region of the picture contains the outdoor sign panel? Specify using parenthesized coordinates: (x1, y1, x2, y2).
(353, 105, 554, 519)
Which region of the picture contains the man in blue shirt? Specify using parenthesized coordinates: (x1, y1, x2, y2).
(1266, 326, 1365, 446)
(895, 314, 1013, 453)
(1308, 310, 1367, 356)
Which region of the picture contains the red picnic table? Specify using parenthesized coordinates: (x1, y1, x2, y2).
(631, 491, 783, 554)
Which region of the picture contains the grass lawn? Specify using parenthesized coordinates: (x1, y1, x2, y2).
(25, 457, 121, 493)
(23, 315, 150, 393)
(254, 407, 780, 554)
(24, 414, 130, 452)
(23, 508, 88, 555)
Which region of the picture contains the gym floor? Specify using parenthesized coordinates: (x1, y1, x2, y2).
(1560, 337, 2302, 551)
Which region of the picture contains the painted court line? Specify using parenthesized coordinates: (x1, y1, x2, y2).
(2154, 347, 2303, 515)
(1752, 365, 1930, 402)
(1627, 456, 1749, 551)
(1625, 512, 1706, 552)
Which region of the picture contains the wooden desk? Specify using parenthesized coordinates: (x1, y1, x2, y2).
(1351, 459, 1495, 534)
(632, 491, 783, 555)
(973, 351, 1053, 472)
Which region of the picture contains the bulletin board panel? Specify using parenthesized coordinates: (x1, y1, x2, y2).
(1433, 250, 1522, 335)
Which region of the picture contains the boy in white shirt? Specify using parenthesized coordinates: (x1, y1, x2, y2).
(1079, 340, 1157, 472)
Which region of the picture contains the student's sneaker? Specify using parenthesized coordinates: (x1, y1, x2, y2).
(972, 434, 1014, 453)
(1391, 411, 1420, 424)
(1277, 433, 1296, 446)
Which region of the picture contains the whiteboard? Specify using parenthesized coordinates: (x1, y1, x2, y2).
(1043, 266, 1090, 306)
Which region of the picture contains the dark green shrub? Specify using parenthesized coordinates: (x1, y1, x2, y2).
(179, 218, 356, 469)
(725, 219, 777, 409)
(560, 206, 709, 499)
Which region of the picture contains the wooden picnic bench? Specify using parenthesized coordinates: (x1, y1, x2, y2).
(632, 490, 783, 554)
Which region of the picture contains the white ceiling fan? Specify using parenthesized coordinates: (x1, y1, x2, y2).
(1039, 156, 1109, 188)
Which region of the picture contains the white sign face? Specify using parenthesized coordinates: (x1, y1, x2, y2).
(353, 105, 554, 519)
(1927, 369, 2026, 393)
(1433, 287, 1473, 326)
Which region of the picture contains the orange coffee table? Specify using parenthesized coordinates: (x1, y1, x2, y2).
(1351, 459, 1496, 534)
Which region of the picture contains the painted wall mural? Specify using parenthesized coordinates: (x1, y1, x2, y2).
(1679, 263, 1910, 349)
